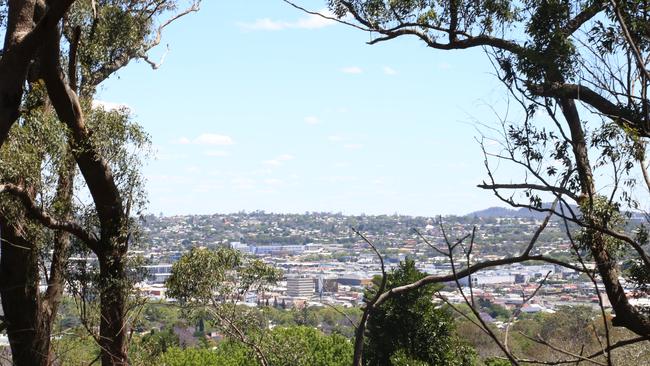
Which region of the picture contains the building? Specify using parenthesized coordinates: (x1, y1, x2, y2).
(230, 241, 252, 254)
(142, 264, 173, 284)
(286, 276, 314, 298)
(251, 244, 305, 256)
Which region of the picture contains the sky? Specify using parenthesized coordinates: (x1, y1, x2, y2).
(96, 0, 515, 217)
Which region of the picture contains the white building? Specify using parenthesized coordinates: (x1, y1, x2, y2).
(286, 276, 314, 298)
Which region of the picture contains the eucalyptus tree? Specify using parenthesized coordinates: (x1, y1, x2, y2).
(0, 0, 200, 365)
(302, 0, 650, 363)
(0, 98, 147, 366)
(0, 86, 75, 366)
(166, 247, 283, 366)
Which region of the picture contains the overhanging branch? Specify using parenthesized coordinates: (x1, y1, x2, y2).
(478, 183, 580, 202)
(372, 254, 585, 309)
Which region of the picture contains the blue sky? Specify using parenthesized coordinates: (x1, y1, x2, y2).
(97, 0, 514, 216)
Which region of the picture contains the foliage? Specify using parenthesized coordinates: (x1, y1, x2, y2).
(159, 347, 226, 366)
(166, 247, 282, 361)
(50, 329, 100, 365)
(166, 247, 282, 305)
(483, 358, 511, 366)
(130, 327, 179, 364)
(389, 350, 430, 366)
(262, 326, 353, 366)
(364, 259, 476, 366)
(477, 298, 511, 320)
(156, 327, 352, 366)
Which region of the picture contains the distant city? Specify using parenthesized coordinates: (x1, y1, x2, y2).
(132, 209, 650, 320)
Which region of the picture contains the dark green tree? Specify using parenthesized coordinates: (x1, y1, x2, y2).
(364, 259, 476, 366)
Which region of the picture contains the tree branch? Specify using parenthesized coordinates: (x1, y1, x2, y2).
(478, 183, 580, 202)
(0, 183, 98, 249)
(351, 227, 387, 366)
(371, 254, 584, 309)
(528, 82, 648, 136)
(87, 1, 200, 87)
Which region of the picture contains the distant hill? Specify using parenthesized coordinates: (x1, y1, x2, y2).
(469, 204, 647, 224)
(468, 203, 579, 219)
(468, 207, 522, 218)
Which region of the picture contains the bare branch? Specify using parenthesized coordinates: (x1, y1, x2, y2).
(444, 224, 520, 365)
(350, 227, 387, 366)
(608, 0, 650, 82)
(478, 183, 580, 202)
(523, 198, 559, 256)
(413, 228, 450, 256)
(87, 1, 201, 86)
(321, 301, 358, 330)
(519, 333, 607, 366)
(372, 254, 584, 309)
(282, 0, 368, 32)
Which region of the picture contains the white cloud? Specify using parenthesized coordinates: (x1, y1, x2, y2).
(341, 66, 363, 74)
(238, 9, 335, 31)
(328, 135, 363, 150)
(263, 160, 282, 167)
(176, 133, 234, 146)
(304, 116, 320, 125)
(383, 66, 397, 75)
(263, 153, 294, 167)
(238, 18, 286, 31)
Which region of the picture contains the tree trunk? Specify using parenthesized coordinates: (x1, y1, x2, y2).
(0, 0, 37, 145)
(0, 154, 74, 365)
(39, 17, 132, 364)
(0, 0, 76, 147)
(97, 250, 129, 366)
(559, 96, 650, 336)
(0, 220, 51, 366)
